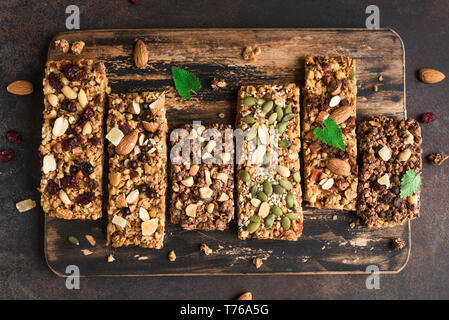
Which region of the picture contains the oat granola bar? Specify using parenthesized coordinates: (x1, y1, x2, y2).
(302, 56, 358, 210)
(170, 124, 234, 231)
(236, 84, 303, 240)
(106, 92, 167, 249)
(357, 116, 422, 227)
(39, 60, 108, 220)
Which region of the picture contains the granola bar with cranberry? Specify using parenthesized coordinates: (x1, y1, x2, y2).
(39, 59, 108, 220)
(106, 92, 167, 249)
(236, 84, 303, 241)
(170, 124, 234, 231)
(302, 56, 358, 210)
(357, 116, 422, 227)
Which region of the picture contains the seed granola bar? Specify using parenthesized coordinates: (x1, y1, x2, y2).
(106, 92, 167, 249)
(302, 55, 358, 210)
(357, 116, 422, 227)
(170, 124, 234, 231)
(39, 59, 108, 220)
(236, 84, 303, 241)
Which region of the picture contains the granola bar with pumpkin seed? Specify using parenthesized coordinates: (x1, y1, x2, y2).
(302, 56, 358, 210)
(106, 92, 167, 249)
(170, 124, 234, 231)
(236, 84, 303, 240)
(39, 59, 108, 220)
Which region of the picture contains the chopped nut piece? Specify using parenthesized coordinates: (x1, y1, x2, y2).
(54, 39, 69, 53)
(253, 257, 263, 269)
(141, 218, 159, 236)
(211, 78, 227, 90)
(107, 254, 115, 262)
(236, 292, 253, 300)
(242, 45, 261, 62)
(168, 250, 176, 262)
(391, 238, 406, 250)
(428, 152, 449, 165)
(81, 249, 93, 256)
(349, 222, 356, 229)
(15, 199, 36, 213)
(378, 75, 383, 81)
(112, 215, 127, 228)
(200, 243, 213, 255)
(71, 40, 85, 55)
(373, 85, 378, 92)
(85, 234, 96, 246)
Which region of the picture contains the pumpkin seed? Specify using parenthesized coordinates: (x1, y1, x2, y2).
(293, 172, 301, 183)
(68, 235, 79, 246)
(262, 180, 272, 196)
(262, 152, 273, 167)
(243, 96, 257, 106)
(239, 170, 250, 182)
(250, 215, 261, 223)
(243, 115, 256, 125)
(284, 106, 292, 114)
(273, 184, 284, 195)
(261, 100, 274, 114)
(279, 139, 292, 148)
(268, 112, 278, 125)
(281, 113, 295, 122)
(257, 98, 266, 106)
(275, 106, 284, 121)
(250, 185, 259, 197)
(276, 122, 288, 134)
(251, 198, 262, 207)
(246, 123, 259, 140)
(281, 216, 291, 230)
(247, 221, 260, 233)
(286, 192, 294, 208)
(270, 205, 283, 216)
(279, 179, 293, 190)
(257, 191, 268, 202)
(286, 213, 299, 221)
(264, 214, 275, 228)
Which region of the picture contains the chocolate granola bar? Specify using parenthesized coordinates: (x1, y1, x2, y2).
(39, 60, 108, 220)
(170, 124, 234, 231)
(236, 84, 303, 240)
(106, 92, 167, 249)
(357, 116, 422, 227)
(302, 56, 358, 210)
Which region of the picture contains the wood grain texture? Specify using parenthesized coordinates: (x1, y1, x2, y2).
(45, 28, 409, 276)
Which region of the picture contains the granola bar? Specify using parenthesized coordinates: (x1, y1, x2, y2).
(106, 92, 167, 249)
(39, 59, 108, 220)
(170, 124, 234, 231)
(302, 55, 358, 210)
(236, 84, 303, 240)
(357, 116, 422, 227)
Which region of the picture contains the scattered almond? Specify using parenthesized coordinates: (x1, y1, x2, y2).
(142, 121, 159, 133)
(328, 95, 341, 107)
(7, 80, 33, 95)
(329, 105, 353, 124)
(116, 130, 138, 155)
(85, 234, 96, 246)
(141, 218, 158, 236)
(199, 187, 213, 199)
(134, 39, 149, 69)
(419, 68, 445, 84)
(326, 158, 351, 176)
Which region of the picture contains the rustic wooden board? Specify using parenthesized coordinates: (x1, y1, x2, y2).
(45, 28, 409, 276)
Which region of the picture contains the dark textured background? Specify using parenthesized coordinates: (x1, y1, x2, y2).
(0, 0, 448, 299)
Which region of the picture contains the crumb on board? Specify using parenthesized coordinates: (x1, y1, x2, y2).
(236, 292, 253, 300)
(378, 75, 383, 81)
(243, 45, 261, 62)
(252, 257, 263, 269)
(81, 249, 93, 256)
(349, 222, 356, 229)
(138, 256, 149, 261)
(200, 243, 213, 255)
(332, 215, 338, 220)
(428, 152, 449, 165)
(211, 77, 227, 90)
(373, 84, 378, 92)
(391, 238, 406, 251)
(71, 40, 85, 55)
(85, 234, 96, 246)
(218, 112, 225, 119)
(168, 250, 176, 262)
(107, 254, 115, 262)
(55, 39, 69, 53)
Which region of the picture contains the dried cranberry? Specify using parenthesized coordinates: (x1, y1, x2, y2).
(321, 63, 332, 73)
(420, 112, 436, 124)
(0, 149, 14, 162)
(80, 162, 94, 175)
(62, 137, 78, 151)
(61, 175, 78, 188)
(75, 69, 88, 81)
(130, 170, 139, 179)
(61, 100, 77, 112)
(81, 107, 95, 120)
(48, 72, 62, 90)
(47, 179, 60, 195)
(120, 123, 132, 135)
(393, 197, 402, 208)
(138, 184, 148, 193)
(66, 127, 76, 136)
(75, 192, 95, 204)
(122, 207, 131, 216)
(370, 181, 385, 191)
(69, 165, 79, 175)
(88, 179, 99, 190)
(137, 153, 147, 162)
(6, 130, 22, 144)
(89, 137, 101, 146)
(76, 117, 88, 128)
(64, 64, 80, 81)
(129, 160, 137, 169)
(130, 0, 139, 4)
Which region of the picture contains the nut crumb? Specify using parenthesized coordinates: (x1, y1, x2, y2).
(243, 45, 261, 62)
(81, 249, 93, 256)
(391, 238, 406, 250)
(55, 39, 69, 53)
(252, 257, 263, 269)
(218, 112, 225, 119)
(332, 215, 338, 220)
(349, 222, 356, 229)
(85, 234, 96, 246)
(138, 256, 149, 261)
(378, 75, 383, 81)
(71, 41, 85, 55)
(168, 250, 176, 261)
(236, 292, 252, 300)
(200, 243, 213, 255)
(373, 85, 378, 92)
(107, 254, 115, 262)
(211, 78, 227, 90)
(428, 152, 448, 165)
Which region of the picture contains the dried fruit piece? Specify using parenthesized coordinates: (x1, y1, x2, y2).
(378, 145, 392, 161)
(15, 199, 36, 213)
(420, 112, 436, 124)
(106, 127, 125, 146)
(6, 130, 22, 144)
(7, 80, 34, 95)
(418, 68, 445, 84)
(134, 40, 149, 68)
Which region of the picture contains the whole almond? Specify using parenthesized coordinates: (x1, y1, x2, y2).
(329, 105, 353, 124)
(236, 292, 253, 300)
(134, 40, 148, 69)
(326, 158, 351, 176)
(419, 68, 445, 84)
(7, 80, 33, 95)
(116, 130, 138, 155)
(142, 121, 159, 133)
(116, 193, 127, 208)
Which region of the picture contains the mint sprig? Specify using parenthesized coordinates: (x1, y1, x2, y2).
(171, 66, 201, 99)
(400, 169, 422, 198)
(313, 118, 345, 151)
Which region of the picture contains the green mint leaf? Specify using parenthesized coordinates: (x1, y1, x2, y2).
(400, 169, 422, 198)
(349, 69, 355, 80)
(313, 118, 345, 151)
(171, 66, 201, 99)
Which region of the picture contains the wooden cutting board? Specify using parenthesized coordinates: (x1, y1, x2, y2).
(45, 28, 409, 276)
